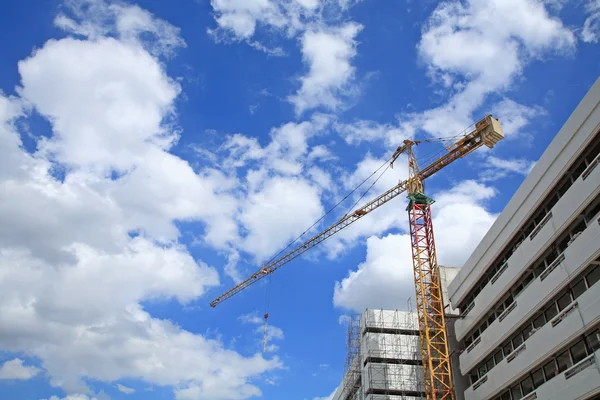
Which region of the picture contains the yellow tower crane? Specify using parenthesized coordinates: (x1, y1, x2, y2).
(210, 114, 504, 400)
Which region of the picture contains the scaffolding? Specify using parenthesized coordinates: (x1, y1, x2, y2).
(343, 314, 362, 400)
(362, 301, 426, 400)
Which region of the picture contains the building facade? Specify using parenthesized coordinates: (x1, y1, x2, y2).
(447, 78, 600, 400)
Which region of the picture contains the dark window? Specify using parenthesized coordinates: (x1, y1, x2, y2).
(520, 375, 534, 395)
(586, 266, 600, 288)
(494, 349, 503, 365)
(586, 330, 600, 352)
(503, 341, 513, 357)
(586, 199, 600, 222)
(486, 357, 495, 371)
(465, 337, 473, 348)
(532, 367, 545, 388)
(533, 262, 545, 277)
(504, 294, 514, 309)
(556, 350, 573, 372)
(557, 291, 572, 311)
(512, 332, 524, 348)
(570, 339, 588, 364)
(523, 271, 534, 287)
(481, 320, 488, 331)
(500, 391, 511, 400)
(511, 384, 522, 400)
(514, 282, 524, 297)
(469, 372, 478, 385)
(544, 360, 558, 381)
(478, 364, 487, 378)
(533, 313, 545, 329)
(572, 278, 587, 299)
(545, 303, 558, 321)
(488, 313, 496, 325)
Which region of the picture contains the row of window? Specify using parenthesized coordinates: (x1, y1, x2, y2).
(490, 324, 600, 400)
(463, 192, 600, 349)
(459, 130, 600, 312)
(467, 259, 600, 385)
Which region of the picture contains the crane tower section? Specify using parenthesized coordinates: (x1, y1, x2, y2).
(406, 115, 503, 400)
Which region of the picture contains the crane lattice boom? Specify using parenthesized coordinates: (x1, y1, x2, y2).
(209, 114, 504, 308)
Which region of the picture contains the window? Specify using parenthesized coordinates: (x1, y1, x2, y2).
(533, 313, 545, 329)
(543, 360, 558, 381)
(556, 350, 573, 372)
(533, 261, 545, 277)
(586, 330, 600, 352)
(511, 384, 522, 400)
(512, 332, 524, 348)
(500, 391, 511, 400)
(532, 367, 545, 388)
(469, 372, 478, 385)
(572, 278, 587, 299)
(523, 271, 534, 287)
(569, 339, 588, 364)
(504, 294, 514, 309)
(486, 357, 495, 371)
(494, 349, 503, 365)
(545, 303, 558, 321)
(521, 375, 534, 395)
(586, 266, 600, 288)
(557, 291, 572, 311)
(503, 341, 513, 357)
(478, 364, 487, 378)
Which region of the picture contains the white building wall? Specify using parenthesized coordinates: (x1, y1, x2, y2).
(447, 77, 600, 400)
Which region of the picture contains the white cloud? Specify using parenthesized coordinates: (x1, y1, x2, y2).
(289, 23, 363, 115)
(208, 0, 322, 42)
(116, 384, 135, 394)
(334, 119, 412, 147)
(399, 0, 575, 140)
(493, 98, 545, 139)
(582, 0, 600, 43)
(44, 395, 97, 400)
(0, 358, 41, 380)
(481, 156, 536, 181)
(334, 181, 497, 311)
(240, 176, 324, 261)
(55, 0, 185, 57)
(0, 4, 281, 399)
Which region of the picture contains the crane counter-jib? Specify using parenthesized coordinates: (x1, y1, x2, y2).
(209, 114, 504, 308)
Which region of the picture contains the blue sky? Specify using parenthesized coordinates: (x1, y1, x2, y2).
(0, 0, 598, 399)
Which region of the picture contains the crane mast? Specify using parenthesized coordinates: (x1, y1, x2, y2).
(209, 115, 504, 400)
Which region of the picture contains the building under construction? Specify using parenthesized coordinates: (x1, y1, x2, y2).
(331, 267, 466, 400)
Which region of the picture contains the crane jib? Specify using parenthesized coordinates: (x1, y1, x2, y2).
(209, 115, 503, 307)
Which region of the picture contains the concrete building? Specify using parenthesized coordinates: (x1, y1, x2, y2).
(330, 267, 465, 400)
(447, 78, 600, 400)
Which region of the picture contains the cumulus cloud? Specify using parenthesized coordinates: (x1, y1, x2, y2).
(289, 23, 363, 115)
(0, 359, 41, 380)
(334, 181, 497, 311)
(0, 3, 281, 399)
(480, 156, 536, 181)
(208, 0, 324, 42)
(55, 0, 186, 57)
(334, 119, 412, 147)
(399, 0, 575, 139)
(582, 0, 600, 43)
